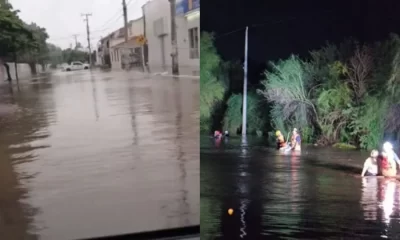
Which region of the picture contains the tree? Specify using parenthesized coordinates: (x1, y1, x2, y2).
(258, 55, 317, 131)
(347, 44, 373, 103)
(200, 32, 226, 132)
(0, 2, 34, 81)
(47, 43, 63, 68)
(17, 22, 49, 74)
(61, 48, 89, 64)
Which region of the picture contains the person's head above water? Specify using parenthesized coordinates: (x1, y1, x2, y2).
(383, 142, 393, 152)
(370, 149, 379, 158)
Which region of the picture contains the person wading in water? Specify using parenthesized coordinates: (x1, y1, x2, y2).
(361, 150, 379, 177)
(275, 130, 286, 150)
(291, 128, 301, 151)
(381, 142, 400, 177)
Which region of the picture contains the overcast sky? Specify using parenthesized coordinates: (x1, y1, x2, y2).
(11, 0, 149, 49)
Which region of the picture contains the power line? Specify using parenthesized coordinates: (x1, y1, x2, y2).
(48, 28, 113, 41)
(92, 0, 136, 32)
(48, 0, 139, 43)
(214, 10, 334, 39)
(215, 27, 246, 39)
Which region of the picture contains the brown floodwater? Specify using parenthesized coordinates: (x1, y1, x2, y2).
(201, 136, 400, 239)
(0, 70, 199, 240)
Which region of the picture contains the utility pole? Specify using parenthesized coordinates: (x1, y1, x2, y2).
(242, 26, 249, 136)
(122, 0, 128, 43)
(72, 34, 78, 49)
(169, 0, 179, 75)
(81, 13, 92, 67)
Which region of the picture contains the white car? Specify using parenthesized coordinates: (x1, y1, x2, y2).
(64, 61, 90, 71)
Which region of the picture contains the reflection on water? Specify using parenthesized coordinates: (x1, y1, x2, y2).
(239, 199, 249, 239)
(201, 136, 400, 239)
(0, 71, 199, 240)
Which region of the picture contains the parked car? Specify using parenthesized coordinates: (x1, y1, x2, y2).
(63, 61, 90, 71)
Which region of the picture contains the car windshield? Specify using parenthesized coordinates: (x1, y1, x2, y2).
(0, 1, 199, 240)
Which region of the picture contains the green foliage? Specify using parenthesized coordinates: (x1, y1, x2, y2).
(61, 48, 90, 64)
(258, 55, 317, 129)
(332, 143, 357, 150)
(256, 36, 400, 149)
(200, 32, 226, 132)
(0, 1, 51, 73)
(199, 32, 400, 148)
(316, 83, 353, 144)
(223, 93, 264, 135)
(16, 22, 49, 70)
(224, 94, 242, 133)
(0, 3, 34, 57)
(47, 43, 63, 66)
(349, 96, 387, 150)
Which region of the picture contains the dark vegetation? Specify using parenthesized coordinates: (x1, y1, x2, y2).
(201, 32, 400, 150)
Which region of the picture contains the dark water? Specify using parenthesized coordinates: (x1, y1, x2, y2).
(201, 136, 400, 239)
(0, 71, 199, 240)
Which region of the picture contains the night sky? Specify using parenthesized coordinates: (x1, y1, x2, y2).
(201, 0, 400, 66)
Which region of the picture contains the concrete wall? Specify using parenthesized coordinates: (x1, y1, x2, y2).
(1, 63, 44, 82)
(143, 0, 199, 75)
(128, 18, 144, 38)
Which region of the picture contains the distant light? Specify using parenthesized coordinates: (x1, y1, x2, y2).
(228, 208, 234, 215)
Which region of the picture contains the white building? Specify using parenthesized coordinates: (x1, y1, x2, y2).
(108, 17, 145, 70)
(143, 0, 199, 75)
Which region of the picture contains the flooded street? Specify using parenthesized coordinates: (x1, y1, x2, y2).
(201, 136, 400, 239)
(0, 71, 199, 240)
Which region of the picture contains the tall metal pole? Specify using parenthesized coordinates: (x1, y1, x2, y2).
(123, 0, 129, 43)
(242, 26, 248, 136)
(169, 0, 179, 75)
(82, 13, 92, 67)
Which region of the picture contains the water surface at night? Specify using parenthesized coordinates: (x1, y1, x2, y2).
(201, 136, 400, 239)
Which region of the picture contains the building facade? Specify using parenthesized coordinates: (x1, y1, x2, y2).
(109, 17, 146, 70)
(98, 35, 112, 67)
(143, 0, 199, 75)
(98, 17, 146, 70)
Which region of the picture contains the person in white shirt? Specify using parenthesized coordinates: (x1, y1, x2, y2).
(361, 150, 379, 177)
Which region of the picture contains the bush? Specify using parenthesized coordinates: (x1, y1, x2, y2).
(223, 93, 264, 135)
(200, 32, 226, 132)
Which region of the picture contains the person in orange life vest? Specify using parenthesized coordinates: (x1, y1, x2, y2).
(291, 128, 301, 151)
(381, 142, 400, 177)
(275, 130, 286, 149)
(380, 151, 397, 177)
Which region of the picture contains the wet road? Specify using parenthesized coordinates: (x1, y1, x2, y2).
(201, 136, 400, 239)
(0, 70, 199, 240)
